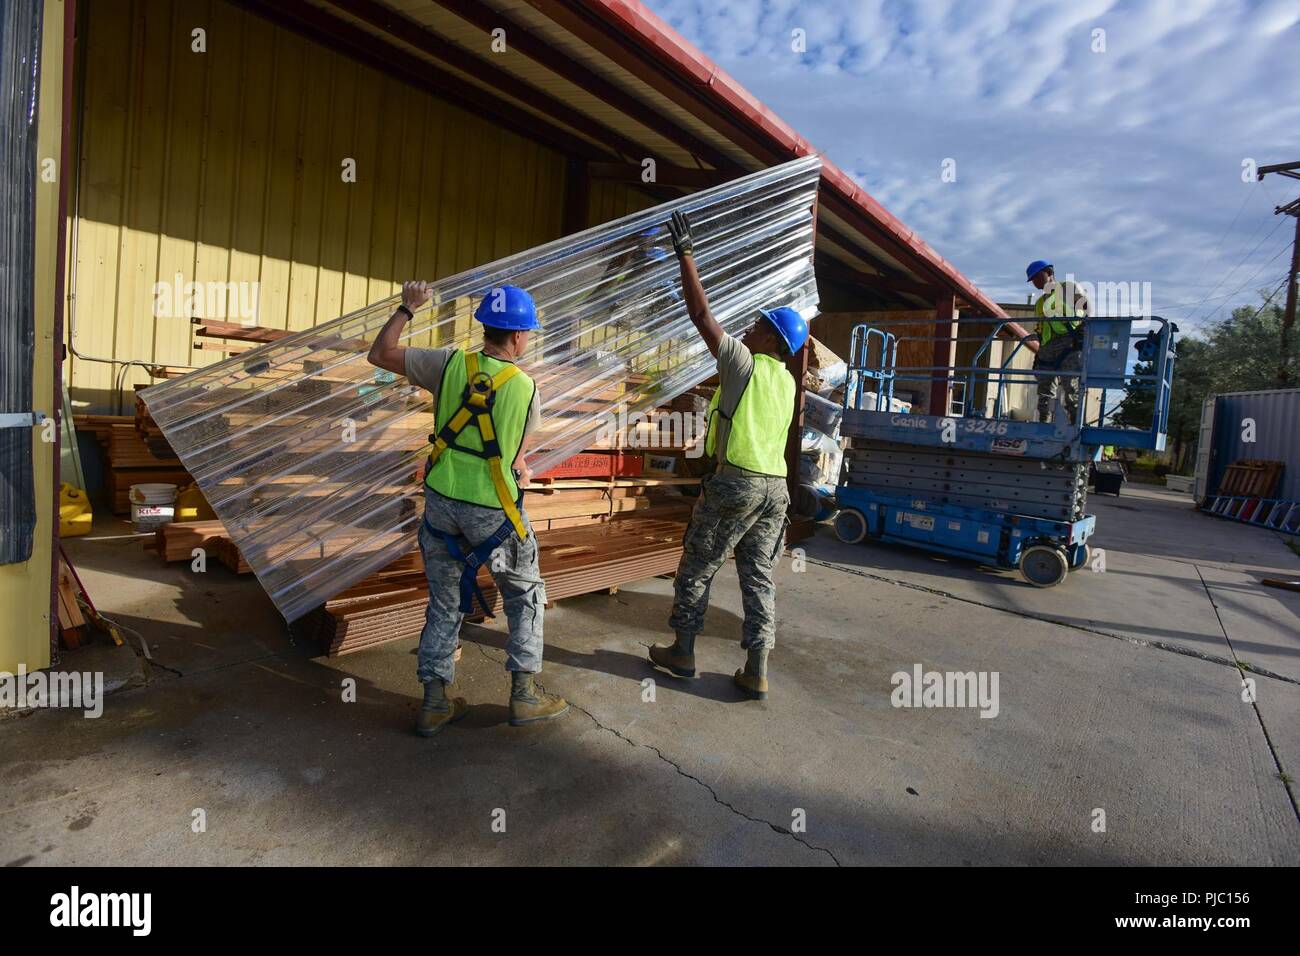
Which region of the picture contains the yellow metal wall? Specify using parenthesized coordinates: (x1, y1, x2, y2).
(587, 179, 656, 225)
(0, 0, 64, 672)
(69, 0, 569, 410)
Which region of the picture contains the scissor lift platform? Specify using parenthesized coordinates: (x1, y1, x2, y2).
(832, 317, 1175, 587)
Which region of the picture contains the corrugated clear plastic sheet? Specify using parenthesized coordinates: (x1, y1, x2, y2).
(142, 156, 822, 620)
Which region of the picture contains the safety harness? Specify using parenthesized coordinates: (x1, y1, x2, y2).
(423, 351, 530, 617)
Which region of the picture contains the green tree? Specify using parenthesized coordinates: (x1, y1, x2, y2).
(1150, 290, 1291, 472)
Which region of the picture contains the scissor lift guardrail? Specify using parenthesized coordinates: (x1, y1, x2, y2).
(834, 316, 1177, 586)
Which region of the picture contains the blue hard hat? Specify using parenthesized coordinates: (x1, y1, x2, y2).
(1025, 259, 1053, 282)
(474, 285, 540, 330)
(758, 306, 809, 354)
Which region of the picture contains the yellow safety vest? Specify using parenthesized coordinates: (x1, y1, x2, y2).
(425, 349, 533, 539)
(705, 353, 795, 477)
(1035, 281, 1087, 344)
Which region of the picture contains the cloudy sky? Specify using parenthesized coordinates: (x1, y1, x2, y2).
(643, 0, 1300, 332)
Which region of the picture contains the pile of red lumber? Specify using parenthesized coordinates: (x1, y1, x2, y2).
(149, 520, 252, 574)
(310, 513, 689, 656)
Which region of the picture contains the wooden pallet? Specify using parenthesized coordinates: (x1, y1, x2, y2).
(1219, 460, 1284, 497)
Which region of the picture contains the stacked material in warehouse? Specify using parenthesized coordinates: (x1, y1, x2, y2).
(141, 157, 821, 621)
(313, 513, 689, 657)
(74, 414, 190, 514)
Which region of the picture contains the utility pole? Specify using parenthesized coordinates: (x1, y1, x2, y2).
(1257, 161, 1300, 387)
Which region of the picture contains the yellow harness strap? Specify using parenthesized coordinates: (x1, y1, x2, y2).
(426, 352, 529, 540)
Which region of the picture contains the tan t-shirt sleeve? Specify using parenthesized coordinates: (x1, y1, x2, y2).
(715, 332, 755, 414)
(523, 384, 541, 447)
(404, 347, 453, 394)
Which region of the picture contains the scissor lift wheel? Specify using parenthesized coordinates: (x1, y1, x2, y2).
(1020, 545, 1069, 587)
(834, 508, 868, 544)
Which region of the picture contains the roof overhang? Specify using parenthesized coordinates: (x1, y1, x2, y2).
(237, 0, 1012, 324)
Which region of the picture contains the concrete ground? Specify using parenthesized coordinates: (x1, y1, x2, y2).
(2, 484, 1297, 866)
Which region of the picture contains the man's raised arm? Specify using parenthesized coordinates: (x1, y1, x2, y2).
(668, 211, 725, 358)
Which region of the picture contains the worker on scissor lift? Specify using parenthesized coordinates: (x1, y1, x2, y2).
(368, 282, 569, 737)
(1025, 259, 1090, 425)
(647, 211, 807, 700)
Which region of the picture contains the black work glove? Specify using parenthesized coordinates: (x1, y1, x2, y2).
(668, 211, 694, 258)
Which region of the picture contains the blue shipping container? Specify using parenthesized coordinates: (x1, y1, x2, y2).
(1204, 388, 1300, 501)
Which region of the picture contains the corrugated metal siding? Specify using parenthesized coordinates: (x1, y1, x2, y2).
(69, 0, 565, 410)
(1, 0, 61, 671)
(586, 178, 655, 227)
(1208, 389, 1300, 500)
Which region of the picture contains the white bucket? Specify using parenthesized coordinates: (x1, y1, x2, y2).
(129, 483, 178, 533)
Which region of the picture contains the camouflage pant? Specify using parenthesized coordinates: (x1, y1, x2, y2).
(669, 472, 790, 650)
(1034, 333, 1083, 423)
(416, 487, 546, 685)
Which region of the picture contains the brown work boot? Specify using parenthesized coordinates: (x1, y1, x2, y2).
(648, 632, 697, 678)
(415, 679, 469, 737)
(508, 672, 570, 726)
(733, 646, 769, 700)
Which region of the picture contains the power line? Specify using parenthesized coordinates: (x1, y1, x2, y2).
(1198, 185, 1255, 269)
(1178, 183, 1279, 319)
(1239, 276, 1290, 324)
(1156, 282, 1286, 311)
(1186, 216, 1289, 326)
(1200, 244, 1292, 316)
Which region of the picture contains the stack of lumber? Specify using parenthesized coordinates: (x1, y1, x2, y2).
(74, 413, 191, 514)
(524, 476, 696, 531)
(133, 392, 179, 460)
(311, 513, 690, 656)
(151, 520, 227, 560)
(150, 520, 252, 574)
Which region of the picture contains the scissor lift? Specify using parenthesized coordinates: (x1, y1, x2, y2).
(833, 317, 1176, 586)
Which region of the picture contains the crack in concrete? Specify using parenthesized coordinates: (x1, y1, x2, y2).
(1193, 564, 1300, 821)
(469, 640, 840, 865)
(804, 556, 1300, 686)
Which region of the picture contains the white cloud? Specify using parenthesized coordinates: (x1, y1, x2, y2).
(645, 0, 1300, 330)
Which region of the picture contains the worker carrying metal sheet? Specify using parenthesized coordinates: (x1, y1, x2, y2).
(368, 282, 569, 737)
(1026, 259, 1090, 425)
(647, 211, 808, 700)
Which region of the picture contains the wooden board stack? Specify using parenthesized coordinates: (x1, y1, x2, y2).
(150, 520, 252, 574)
(74, 412, 191, 514)
(311, 513, 689, 656)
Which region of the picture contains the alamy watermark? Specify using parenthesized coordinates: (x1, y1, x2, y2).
(594, 403, 707, 458)
(891, 664, 1000, 718)
(1, 666, 104, 718)
(152, 272, 261, 325)
(1039, 273, 1153, 319)
(50, 886, 151, 936)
